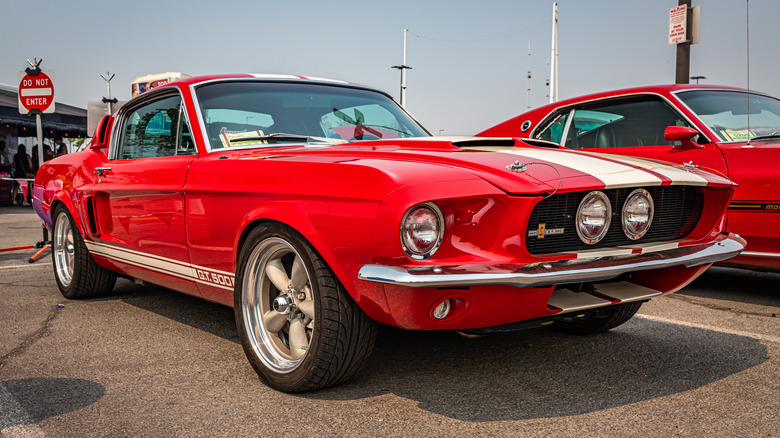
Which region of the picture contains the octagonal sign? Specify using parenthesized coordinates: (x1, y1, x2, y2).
(18, 70, 55, 114)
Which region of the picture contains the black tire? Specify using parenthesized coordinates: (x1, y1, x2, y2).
(235, 223, 377, 392)
(51, 205, 117, 299)
(551, 302, 642, 335)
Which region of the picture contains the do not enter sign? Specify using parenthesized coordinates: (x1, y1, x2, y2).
(17, 70, 55, 114)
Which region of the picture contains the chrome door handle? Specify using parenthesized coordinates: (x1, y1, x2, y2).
(94, 167, 112, 183)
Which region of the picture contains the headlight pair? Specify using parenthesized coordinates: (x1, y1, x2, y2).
(576, 189, 654, 245)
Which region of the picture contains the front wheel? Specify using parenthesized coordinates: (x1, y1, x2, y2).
(235, 223, 377, 392)
(551, 302, 642, 335)
(51, 205, 116, 299)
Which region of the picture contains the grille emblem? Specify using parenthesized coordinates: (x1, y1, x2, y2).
(528, 224, 564, 239)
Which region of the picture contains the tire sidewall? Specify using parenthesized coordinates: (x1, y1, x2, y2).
(52, 205, 82, 298)
(234, 223, 327, 392)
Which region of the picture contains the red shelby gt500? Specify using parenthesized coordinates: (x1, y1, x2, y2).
(480, 84, 780, 272)
(33, 75, 744, 392)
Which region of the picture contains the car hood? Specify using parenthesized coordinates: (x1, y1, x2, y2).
(230, 137, 734, 195)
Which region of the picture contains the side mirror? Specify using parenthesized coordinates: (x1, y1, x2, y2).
(664, 126, 702, 149)
(89, 115, 114, 152)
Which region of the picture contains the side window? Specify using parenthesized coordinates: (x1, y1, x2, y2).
(117, 95, 192, 159)
(536, 111, 569, 144)
(563, 97, 693, 149)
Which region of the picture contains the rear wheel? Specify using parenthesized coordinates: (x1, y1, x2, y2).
(235, 223, 377, 392)
(551, 302, 642, 335)
(52, 205, 116, 299)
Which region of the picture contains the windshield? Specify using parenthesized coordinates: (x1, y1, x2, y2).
(195, 81, 430, 149)
(676, 90, 780, 142)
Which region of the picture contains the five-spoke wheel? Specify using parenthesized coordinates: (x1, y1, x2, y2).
(235, 223, 377, 392)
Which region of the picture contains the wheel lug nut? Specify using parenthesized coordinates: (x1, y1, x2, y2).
(297, 293, 305, 300)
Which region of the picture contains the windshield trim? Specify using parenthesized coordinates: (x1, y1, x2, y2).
(670, 88, 777, 144)
(190, 78, 430, 154)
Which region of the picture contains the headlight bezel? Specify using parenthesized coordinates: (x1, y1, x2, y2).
(622, 188, 654, 240)
(575, 191, 612, 245)
(400, 202, 445, 260)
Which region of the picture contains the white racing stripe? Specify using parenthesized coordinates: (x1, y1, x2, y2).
(582, 152, 710, 186)
(499, 148, 664, 189)
(637, 314, 780, 345)
(84, 240, 235, 291)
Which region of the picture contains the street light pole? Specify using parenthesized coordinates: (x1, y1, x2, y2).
(101, 72, 116, 115)
(391, 29, 412, 108)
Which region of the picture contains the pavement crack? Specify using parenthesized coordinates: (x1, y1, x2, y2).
(670, 294, 777, 318)
(0, 307, 59, 371)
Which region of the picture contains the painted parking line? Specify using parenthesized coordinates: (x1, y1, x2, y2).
(0, 383, 45, 438)
(0, 265, 49, 270)
(637, 314, 780, 345)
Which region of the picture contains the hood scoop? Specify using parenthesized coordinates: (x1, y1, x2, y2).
(451, 138, 517, 148)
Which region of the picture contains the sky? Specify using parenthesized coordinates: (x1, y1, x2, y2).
(1, 0, 778, 136)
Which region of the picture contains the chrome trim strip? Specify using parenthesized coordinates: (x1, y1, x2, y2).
(357, 233, 745, 288)
(740, 250, 780, 259)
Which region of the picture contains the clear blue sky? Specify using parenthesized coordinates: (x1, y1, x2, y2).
(1, 0, 777, 135)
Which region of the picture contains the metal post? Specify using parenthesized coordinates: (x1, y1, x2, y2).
(101, 72, 116, 115)
(549, 3, 558, 103)
(391, 29, 412, 108)
(35, 114, 43, 169)
(401, 29, 408, 107)
(675, 0, 692, 84)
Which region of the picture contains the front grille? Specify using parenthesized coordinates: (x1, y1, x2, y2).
(525, 186, 702, 255)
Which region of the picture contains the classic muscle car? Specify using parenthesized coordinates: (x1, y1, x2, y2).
(33, 75, 745, 392)
(479, 84, 780, 272)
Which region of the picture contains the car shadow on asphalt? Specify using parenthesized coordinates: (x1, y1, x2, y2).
(117, 280, 769, 422)
(307, 321, 768, 421)
(679, 266, 780, 308)
(0, 378, 104, 430)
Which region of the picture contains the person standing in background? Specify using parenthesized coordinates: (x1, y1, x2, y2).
(11, 144, 33, 206)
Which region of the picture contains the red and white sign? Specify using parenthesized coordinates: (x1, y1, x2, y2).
(17, 70, 55, 114)
(668, 5, 687, 45)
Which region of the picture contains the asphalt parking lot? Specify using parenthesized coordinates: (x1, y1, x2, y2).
(1, 206, 778, 437)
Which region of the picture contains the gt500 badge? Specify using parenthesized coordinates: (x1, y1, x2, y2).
(528, 224, 564, 239)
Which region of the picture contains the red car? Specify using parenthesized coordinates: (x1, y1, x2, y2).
(480, 84, 780, 272)
(33, 75, 744, 392)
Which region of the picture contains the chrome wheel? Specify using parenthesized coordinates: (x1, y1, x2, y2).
(53, 210, 76, 287)
(242, 237, 315, 373)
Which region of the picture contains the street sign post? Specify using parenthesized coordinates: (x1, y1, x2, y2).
(18, 58, 53, 170)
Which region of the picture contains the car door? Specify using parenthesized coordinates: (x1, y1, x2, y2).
(537, 95, 729, 176)
(87, 90, 200, 296)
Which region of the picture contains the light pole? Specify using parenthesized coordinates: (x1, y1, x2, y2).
(690, 75, 706, 84)
(391, 28, 412, 107)
(101, 72, 116, 115)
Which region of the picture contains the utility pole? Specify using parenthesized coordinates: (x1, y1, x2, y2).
(527, 41, 532, 109)
(549, 3, 559, 103)
(101, 72, 116, 115)
(391, 29, 412, 107)
(675, 0, 692, 84)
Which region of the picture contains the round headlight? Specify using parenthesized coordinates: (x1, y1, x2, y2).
(622, 189, 654, 240)
(401, 203, 444, 259)
(576, 191, 611, 245)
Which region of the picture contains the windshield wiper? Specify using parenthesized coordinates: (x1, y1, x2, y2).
(748, 133, 780, 142)
(227, 132, 345, 146)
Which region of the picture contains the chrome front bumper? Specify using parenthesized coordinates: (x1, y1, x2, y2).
(357, 233, 746, 289)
